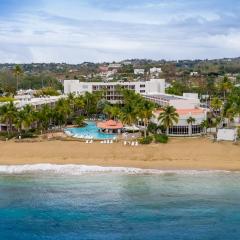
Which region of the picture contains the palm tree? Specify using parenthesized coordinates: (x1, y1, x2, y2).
(74, 96, 85, 112)
(210, 97, 223, 115)
(211, 116, 222, 132)
(103, 105, 120, 120)
(36, 104, 52, 132)
(120, 104, 137, 126)
(187, 116, 196, 136)
(54, 99, 70, 128)
(225, 107, 236, 128)
(138, 100, 155, 138)
(15, 105, 35, 133)
(219, 76, 233, 101)
(103, 105, 112, 119)
(158, 106, 179, 135)
(13, 65, 23, 92)
(0, 101, 18, 134)
(200, 120, 209, 134)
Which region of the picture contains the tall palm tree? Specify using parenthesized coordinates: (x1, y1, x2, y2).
(200, 120, 209, 134)
(138, 100, 155, 138)
(13, 65, 23, 92)
(103, 105, 112, 119)
(120, 104, 137, 126)
(103, 105, 120, 120)
(187, 116, 196, 136)
(0, 101, 18, 134)
(15, 105, 35, 133)
(225, 107, 236, 128)
(36, 104, 52, 132)
(74, 96, 85, 112)
(54, 99, 70, 127)
(210, 97, 223, 114)
(219, 76, 233, 101)
(158, 106, 179, 135)
(21, 105, 35, 130)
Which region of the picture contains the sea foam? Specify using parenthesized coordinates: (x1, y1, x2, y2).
(0, 164, 230, 175)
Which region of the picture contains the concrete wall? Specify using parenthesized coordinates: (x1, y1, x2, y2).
(169, 98, 200, 109)
(217, 129, 237, 141)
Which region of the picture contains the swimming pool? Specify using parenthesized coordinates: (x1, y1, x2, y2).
(65, 121, 116, 140)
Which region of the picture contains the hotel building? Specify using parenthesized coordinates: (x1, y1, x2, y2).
(144, 93, 207, 136)
(64, 79, 165, 103)
(64, 79, 206, 136)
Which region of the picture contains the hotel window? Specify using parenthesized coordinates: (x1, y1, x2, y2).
(192, 125, 202, 134)
(140, 84, 145, 88)
(140, 90, 145, 93)
(169, 126, 189, 135)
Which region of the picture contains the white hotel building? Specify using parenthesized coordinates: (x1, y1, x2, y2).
(64, 79, 207, 136)
(64, 79, 165, 103)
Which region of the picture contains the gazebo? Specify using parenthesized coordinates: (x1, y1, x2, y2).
(97, 120, 123, 134)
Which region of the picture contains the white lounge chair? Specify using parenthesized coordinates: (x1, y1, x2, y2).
(135, 141, 139, 146)
(85, 140, 89, 144)
(103, 140, 107, 144)
(131, 142, 135, 146)
(89, 140, 93, 144)
(110, 140, 113, 144)
(124, 141, 127, 146)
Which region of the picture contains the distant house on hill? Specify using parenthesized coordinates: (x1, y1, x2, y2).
(134, 69, 145, 75)
(108, 63, 122, 70)
(190, 71, 199, 76)
(98, 66, 108, 73)
(150, 67, 162, 74)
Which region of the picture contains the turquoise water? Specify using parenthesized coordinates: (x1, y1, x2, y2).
(65, 121, 116, 140)
(0, 168, 240, 240)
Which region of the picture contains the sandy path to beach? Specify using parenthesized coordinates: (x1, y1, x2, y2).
(0, 138, 239, 171)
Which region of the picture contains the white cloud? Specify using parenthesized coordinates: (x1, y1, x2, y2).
(0, 0, 240, 63)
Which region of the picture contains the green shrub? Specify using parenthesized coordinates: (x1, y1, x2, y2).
(0, 132, 17, 140)
(147, 122, 159, 134)
(138, 136, 153, 144)
(74, 116, 86, 127)
(19, 132, 37, 139)
(0, 97, 15, 102)
(154, 134, 168, 143)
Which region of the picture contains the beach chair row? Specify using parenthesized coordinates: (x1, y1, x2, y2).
(100, 140, 114, 144)
(123, 141, 139, 147)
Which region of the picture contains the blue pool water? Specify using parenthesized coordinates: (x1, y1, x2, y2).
(0, 166, 240, 240)
(65, 121, 116, 140)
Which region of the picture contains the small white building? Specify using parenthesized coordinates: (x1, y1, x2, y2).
(217, 129, 238, 141)
(150, 67, 162, 74)
(183, 93, 198, 99)
(108, 63, 122, 69)
(190, 72, 199, 76)
(134, 69, 145, 75)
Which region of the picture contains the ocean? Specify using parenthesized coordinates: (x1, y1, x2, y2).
(0, 164, 240, 240)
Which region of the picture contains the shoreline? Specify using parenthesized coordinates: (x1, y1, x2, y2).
(0, 138, 239, 171)
(0, 163, 235, 174)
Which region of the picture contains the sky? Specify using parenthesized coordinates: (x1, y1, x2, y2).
(0, 0, 240, 63)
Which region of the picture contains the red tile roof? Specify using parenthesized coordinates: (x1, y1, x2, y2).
(97, 120, 123, 129)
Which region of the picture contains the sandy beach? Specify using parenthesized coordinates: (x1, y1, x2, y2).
(0, 138, 239, 171)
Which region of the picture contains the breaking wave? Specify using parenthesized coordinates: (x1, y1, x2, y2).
(0, 164, 231, 175)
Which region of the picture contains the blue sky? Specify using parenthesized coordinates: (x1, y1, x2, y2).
(0, 0, 240, 63)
